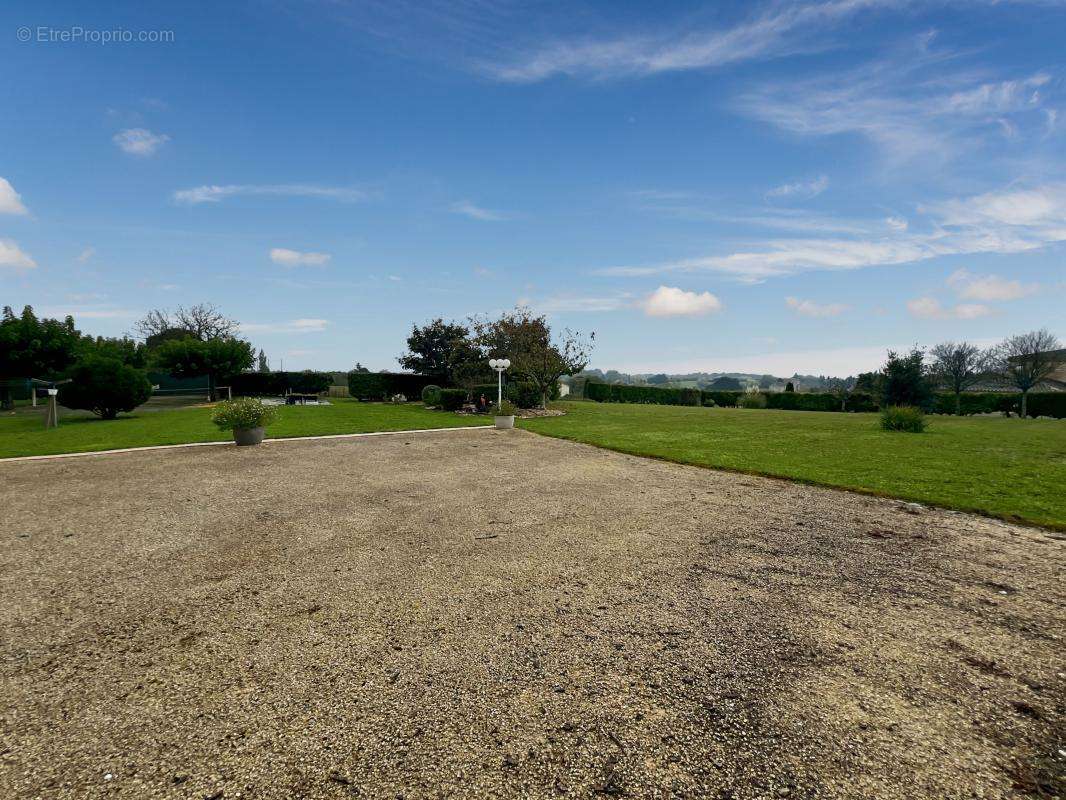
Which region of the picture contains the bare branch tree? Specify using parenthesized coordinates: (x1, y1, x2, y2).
(992, 329, 1062, 418)
(929, 341, 992, 416)
(134, 303, 239, 343)
(173, 303, 239, 340)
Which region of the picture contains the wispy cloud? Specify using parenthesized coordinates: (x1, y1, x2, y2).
(269, 248, 332, 267)
(785, 296, 848, 317)
(766, 175, 828, 199)
(0, 177, 29, 215)
(242, 318, 330, 334)
(598, 182, 1066, 282)
(519, 292, 634, 314)
(450, 200, 511, 221)
(173, 184, 366, 205)
(481, 0, 900, 83)
(736, 39, 1056, 165)
(946, 268, 1039, 301)
(0, 238, 36, 271)
(76, 246, 96, 263)
(906, 296, 991, 320)
(113, 128, 170, 156)
(642, 286, 723, 317)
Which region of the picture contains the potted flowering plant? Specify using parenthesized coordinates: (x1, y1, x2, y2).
(212, 397, 278, 446)
(492, 399, 517, 430)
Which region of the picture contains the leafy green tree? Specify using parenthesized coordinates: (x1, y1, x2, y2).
(472, 308, 594, 408)
(710, 376, 743, 391)
(882, 347, 932, 410)
(154, 337, 254, 401)
(0, 305, 81, 409)
(398, 318, 479, 382)
(257, 349, 270, 372)
(784, 381, 795, 393)
(58, 356, 152, 419)
(77, 335, 148, 368)
(854, 371, 883, 396)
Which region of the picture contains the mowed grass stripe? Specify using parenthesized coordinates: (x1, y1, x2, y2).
(523, 401, 1066, 530)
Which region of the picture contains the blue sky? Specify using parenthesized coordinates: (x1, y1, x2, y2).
(2, 0, 1064, 376)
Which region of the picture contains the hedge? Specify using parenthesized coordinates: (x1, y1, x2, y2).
(931, 392, 1065, 418)
(1026, 393, 1066, 418)
(229, 371, 334, 397)
(347, 371, 448, 401)
(586, 383, 701, 405)
(765, 392, 878, 413)
(701, 390, 741, 408)
(438, 388, 466, 411)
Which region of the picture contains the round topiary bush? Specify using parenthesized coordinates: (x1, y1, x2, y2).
(58, 356, 152, 420)
(421, 384, 442, 406)
(880, 405, 927, 432)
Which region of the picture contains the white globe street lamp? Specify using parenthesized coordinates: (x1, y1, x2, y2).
(488, 358, 511, 407)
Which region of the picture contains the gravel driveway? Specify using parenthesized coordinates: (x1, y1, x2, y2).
(1, 429, 1063, 799)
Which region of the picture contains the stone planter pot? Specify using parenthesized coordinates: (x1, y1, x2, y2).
(233, 426, 266, 446)
(494, 415, 515, 430)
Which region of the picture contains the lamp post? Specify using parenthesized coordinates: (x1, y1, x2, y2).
(488, 358, 511, 407)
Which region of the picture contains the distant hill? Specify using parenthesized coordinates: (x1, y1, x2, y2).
(565, 369, 847, 393)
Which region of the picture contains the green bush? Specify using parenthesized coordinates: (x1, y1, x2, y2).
(58, 356, 152, 419)
(421, 384, 442, 406)
(1025, 393, 1066, 419)
(211, 397, 278, 431)
(492, 399, 518, 416)
(229, 370, 333, 396)
(347, 371, 447, 401)
(880, 405, 927, 433)
(737, 391, 768, 409)
(678, 387, 702, 406)
(438, 388, 466, 411)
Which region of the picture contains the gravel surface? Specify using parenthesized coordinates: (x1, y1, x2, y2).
(1, 429, 1063, 799)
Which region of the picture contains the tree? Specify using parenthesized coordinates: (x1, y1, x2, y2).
(882, 347, 932, 410)
(77, 334, 148, 369)
(257, 349, 270, 373)
(647, 373, 670, 385)
(992, 329, 1062, 418)
(826, 376, 857, 411)
(350, 362, 370, 373)
(398, 319, 479, 381)
(58, 357, 152, 419)
(472, 308, 594, 408)
(154, 337, 254, 401)
(709, 376, 743, 391)
(135, 303, 238, 342)
(784, 381, 795, 393)
(854, 371, 883, 396)
(0, 305, 81, 409)
(929, 341, 991, 416)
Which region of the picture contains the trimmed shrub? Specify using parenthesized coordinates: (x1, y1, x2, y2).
(212, 397, 278, 431)
(880, 405, 927, 433)
(1025, 393, 1066, 419)
(421, 384, 442, 406)
(58, 357, 152, 419)
(492, 399, 518, 416)
(438, 388, 466, 411)
(737, 391, 768, 409)
(348, 371, 447, 401)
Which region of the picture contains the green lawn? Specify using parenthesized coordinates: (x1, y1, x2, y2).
(524, 402, 1066, 530)
(0, 399, 486, 459)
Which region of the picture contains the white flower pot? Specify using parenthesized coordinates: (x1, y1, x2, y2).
(494, 415, 515, 430)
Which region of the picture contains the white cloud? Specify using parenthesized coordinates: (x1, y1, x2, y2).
(766, 175, 828, 199)
(450, 200, 510, 221)
(785, 296, 848, 317)
(0, 177, 28, 215)
(482, 0, 902, 82)
(243, 318, 330, 334)
(885, 216, 908, 231)
(906, 296, 992, 320)
(946, 269, 1039, 302)
(269, 248, 332, 267)
(598, 182, 1066, 282)
(642, 286, 723, 317)
(173, 184, 366, 205)
(113, 128, 169, 156)
(76, 246, 95, 263)
(737, 38, 1056, 165)
(0, 238, 36, 270)
(524, 293, 634, 314)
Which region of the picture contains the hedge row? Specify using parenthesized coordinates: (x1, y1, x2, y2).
(229, 371, 334, 396)
(585, 383, 1066, 417)
(347, 371, 447, 400)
